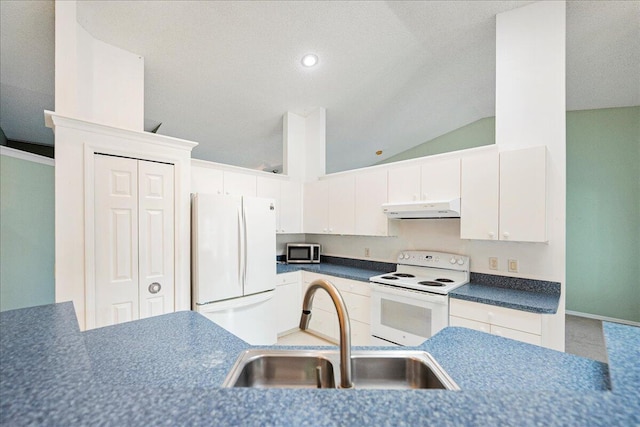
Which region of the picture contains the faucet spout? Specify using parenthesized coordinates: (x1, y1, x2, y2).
(299, 279, 353, 389)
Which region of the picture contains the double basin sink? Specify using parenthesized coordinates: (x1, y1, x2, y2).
(223, 349, 460, 390)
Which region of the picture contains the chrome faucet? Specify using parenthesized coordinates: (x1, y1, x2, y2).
(299, 279, 353, 389)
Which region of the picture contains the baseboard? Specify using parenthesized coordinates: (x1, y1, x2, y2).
(566, 310, 640, 327)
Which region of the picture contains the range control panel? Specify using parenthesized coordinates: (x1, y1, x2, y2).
(396, 251, 469, 272)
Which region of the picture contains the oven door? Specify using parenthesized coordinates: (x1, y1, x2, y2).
(370, 282, 449, 346)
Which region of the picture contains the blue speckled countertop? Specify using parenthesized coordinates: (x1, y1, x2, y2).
(279, 259, 562, 314)
(450, 284, 560, 313)
(1, 302, 639, 426)
(276, 262, 384, 282)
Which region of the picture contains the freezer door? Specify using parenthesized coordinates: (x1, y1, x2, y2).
(196, 291, 277, 345)
(242, 197, 276, 296)
(192, 193, 243, 304)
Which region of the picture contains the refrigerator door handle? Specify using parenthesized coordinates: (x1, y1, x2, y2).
(242, 204, 248, 288)
(238, 206, 244, 289)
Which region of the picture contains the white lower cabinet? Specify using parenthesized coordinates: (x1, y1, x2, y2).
(449, 299, 542, 346)
(275, 272, 302, 335)
(302, 272, 371, 345)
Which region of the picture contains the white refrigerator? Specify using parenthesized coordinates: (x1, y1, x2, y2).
(192, 193, 277, 345)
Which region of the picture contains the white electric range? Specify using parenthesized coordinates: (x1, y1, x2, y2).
(369, 250, 470, 346)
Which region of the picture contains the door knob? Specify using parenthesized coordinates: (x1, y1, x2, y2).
(148, 282, 162, 294)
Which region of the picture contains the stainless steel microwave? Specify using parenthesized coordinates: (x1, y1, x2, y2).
(286, 243, 321, 264)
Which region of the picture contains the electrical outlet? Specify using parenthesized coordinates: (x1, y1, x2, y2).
(489, 257, 498, 270)
(364, 248, 370, 257)
(508, 259, 519, 273)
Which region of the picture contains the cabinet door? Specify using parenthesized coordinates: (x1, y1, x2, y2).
(355, 170, 389, 236)
(95, 155, 140, 327)
(257, 176, 281, 233)
(275, 281, 301, 334)
(224, 171, 257, 197)
(449, 315, 491, 333)
(499, 146, 547, 242)
(191, 166, 223, 195)
(420, 157, 461, 200)
(138, 161, 175, 320)
(388, 166, 421, 203)
(280, 180, 302, 233)
(303, 181, 328, 234)
(328, 175, 355, 235)
(460, 151, 499, 240)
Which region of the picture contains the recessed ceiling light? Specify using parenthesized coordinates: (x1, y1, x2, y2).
(376, 150, 383, 156)
(301, 54, 318, 67)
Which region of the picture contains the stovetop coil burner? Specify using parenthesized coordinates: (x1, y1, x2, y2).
(393, 273, 415, 278)
(418, 281, 446, 287)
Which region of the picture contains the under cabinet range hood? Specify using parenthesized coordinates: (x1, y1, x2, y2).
(381, 198, 461, 219)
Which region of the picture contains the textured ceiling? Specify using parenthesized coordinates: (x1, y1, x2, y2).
(1, 1, 638, 173)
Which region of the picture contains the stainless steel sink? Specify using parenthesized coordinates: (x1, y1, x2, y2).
(228, 351, 336, 388)
(223, 349, 459, 390)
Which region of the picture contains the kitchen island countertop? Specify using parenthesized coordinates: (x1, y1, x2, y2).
(1, 302, 638, 426)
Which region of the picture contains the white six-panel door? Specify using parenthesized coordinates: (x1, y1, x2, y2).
(138, 160, 174, 319)
(94, 154, 174, 328)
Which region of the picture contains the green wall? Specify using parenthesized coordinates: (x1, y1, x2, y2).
(377, 117, 495, 164)
(566, 106, 640, 322)
(379, 107, 640, 323)
(0, 154, 55, 311)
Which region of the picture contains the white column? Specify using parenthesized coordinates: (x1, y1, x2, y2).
(52, 0, 144, 131)
(495, 1, 566, 351)
(282, 107, 327, 182)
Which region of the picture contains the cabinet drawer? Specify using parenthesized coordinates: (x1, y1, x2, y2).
(449, 315, 490, 333)
(449, 299, 541, 335)
(303, 283, 334, 311)
(333, 277, 371, 297)
(277, 271, 301, 286)
(342, 292, 370, 324)
(351, 319, 372, 346)
(302, 272, 324, 284)
(491, 325, 541, 346)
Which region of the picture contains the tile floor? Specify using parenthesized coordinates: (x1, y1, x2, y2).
(278, 315, 610, 364)
(277, 331, 335, 346)
(564, 314, 608, 363)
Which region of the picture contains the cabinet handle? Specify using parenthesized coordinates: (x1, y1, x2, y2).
(502, 232, 509, 239)
(148, 282, 162, 294)
(488, 231, 495, 239)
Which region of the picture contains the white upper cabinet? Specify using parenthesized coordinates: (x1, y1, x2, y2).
(303, 180, 329, 234)
(191, 166, 257, 198)
(460, 151, 499, 240)
(223, 171, 257, 197)
(460, 146, 547, 242)
(328, 175, 356, 235)
(388, 165, 421, 203)
(388, 157, 461, 203)
(355, 169, 392, 236)
(279, 180, 303, 234)
(420, 157, 461, 200)
(191, 166, 223, 195)
(303, 176, 355, 235)
(499, 146, 547, 242)
(257, 176, 303, 234)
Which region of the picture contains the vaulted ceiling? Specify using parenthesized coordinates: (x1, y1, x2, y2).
(1, 1, 638, 173)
